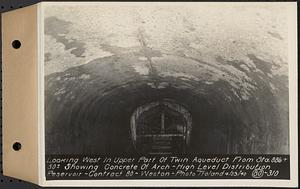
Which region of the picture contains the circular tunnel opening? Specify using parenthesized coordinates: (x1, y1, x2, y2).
(131, 99, 192, 155)
(45, 54, 289, 155)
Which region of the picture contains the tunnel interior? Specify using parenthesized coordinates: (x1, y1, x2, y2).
(45, 52, 289, 155)
(131, 100, 192, 155)
(44, 5, 289, 155)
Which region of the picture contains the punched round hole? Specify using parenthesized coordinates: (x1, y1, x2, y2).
(12, 40, 21, 49)
(12, 142, 22, 151)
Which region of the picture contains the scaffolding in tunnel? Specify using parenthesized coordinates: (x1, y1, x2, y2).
(130, 100, 192, 155)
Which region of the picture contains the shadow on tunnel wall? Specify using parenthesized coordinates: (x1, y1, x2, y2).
(44, 53, 289, 155)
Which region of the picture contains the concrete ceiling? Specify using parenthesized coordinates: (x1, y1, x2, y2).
(44, 3, 290, 155)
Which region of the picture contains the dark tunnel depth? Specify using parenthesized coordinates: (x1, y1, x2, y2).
(45, 54, 289, 155)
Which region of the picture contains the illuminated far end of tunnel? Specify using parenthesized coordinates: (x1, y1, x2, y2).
(130, 99, 193, 155)
(44, 52, 289, 155)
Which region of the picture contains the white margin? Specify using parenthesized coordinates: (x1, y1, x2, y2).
(287, 2, 298, 187)
(37, 1, 46, 186)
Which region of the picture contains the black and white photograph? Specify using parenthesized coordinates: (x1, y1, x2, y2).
(0, 1, 297, 187)
(44, 3, 290, 155)
(40, 2, 297, 185)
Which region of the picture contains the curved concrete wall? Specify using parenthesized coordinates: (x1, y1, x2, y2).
(44, 4, 289, 155)
(45, 53, 288, 154)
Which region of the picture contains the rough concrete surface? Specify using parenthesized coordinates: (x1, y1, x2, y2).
(44, 3, 290, 155)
